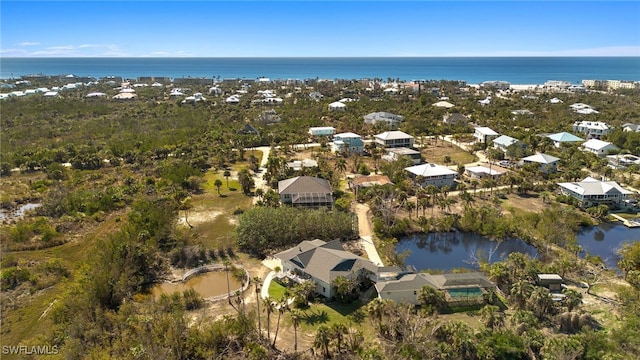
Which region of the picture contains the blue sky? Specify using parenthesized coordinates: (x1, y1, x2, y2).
(1, 1, 639, 57)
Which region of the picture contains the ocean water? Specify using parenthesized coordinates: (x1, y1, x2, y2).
(1, 57, 639, 84)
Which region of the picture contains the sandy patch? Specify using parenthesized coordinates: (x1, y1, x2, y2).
(177, 210, 222, 227)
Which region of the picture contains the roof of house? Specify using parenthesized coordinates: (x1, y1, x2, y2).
(334, 132, 362, 139)
(364, 111, 405, 121)
(375, 131, 414, 141)
(474, 127, 499, 136)
(574, 121, 609, 130)
(286, 159, 319, 170)
(623, 123, 640, 131)
(309, 126, 336, 132)
(375, 272, 495, 293)
(432, 100, 455, 108)
(275, 239, 376, 284)
(547, 132, 583, 142)
(278, 176, 332, 195)
(582, 139, 617, 151)
(493, 135, 520, 147)
(429, 273, 496, 289)
(375, 273, 437, 293)
(465, 166, 502, 176)
(444, 113, 469, 123)
(522, 153, 560, 164)
(329, 101, 346, 107)
(558, 178, 633, 196)
(405, 163, 457, 177)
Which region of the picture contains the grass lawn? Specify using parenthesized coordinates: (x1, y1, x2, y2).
(422, 141, 476, 165)
(268, 281, 365, 331)
(189, 169, 254, 249)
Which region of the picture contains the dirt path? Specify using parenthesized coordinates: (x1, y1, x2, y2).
(355, 203, 383, 266)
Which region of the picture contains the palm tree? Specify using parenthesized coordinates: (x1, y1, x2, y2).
(529, 287, 553, 319)
(426, 185, 439, 217)
(254, 277, 262, 335)
(272, 298, 289, 348)
(365, 298, 389, 328)
(562, 288, 583, 312)
(314, 325, 332, 359)
(331, 323, 348, 355)
(290, 308, 301, 351)
(214, 179, 223, 196)
(263, 296, 274, 341)
(480, 305, 505, 331)
(418, 285, 446, 314)
(511, 280, 533, 310)
(334, 157, 347, 176)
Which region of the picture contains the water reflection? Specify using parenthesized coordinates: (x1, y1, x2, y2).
(397, 232, 538, 271)
(577, 223, 640, 270)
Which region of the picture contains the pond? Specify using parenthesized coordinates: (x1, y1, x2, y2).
(577, 222, 640, 270)
(396, 232, 538, 271)
(0, 202, 42, 221)
(150, 270, 243, 299)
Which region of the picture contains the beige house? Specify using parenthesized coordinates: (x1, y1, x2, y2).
(275, 240, 378, 299)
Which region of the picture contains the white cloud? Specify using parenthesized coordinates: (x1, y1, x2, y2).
(19, 43, 130, 57)
(18, 41, 40, 46)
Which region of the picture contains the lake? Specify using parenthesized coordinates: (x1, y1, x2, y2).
(577, 222, 640, 270)
(150, 270, 243, 300)
(396, 232, 538, 271)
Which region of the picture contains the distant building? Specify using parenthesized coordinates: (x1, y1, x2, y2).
(536, 274, 564, 292)
(573, 121, 611, 139)
(473, 127, 499, 144)
(405, 163, 457, 188)
(382, 147, 422, 165)
(558, 177, 633, 209)
(581, 139, 619, 157)
(546, 132, 583, 148)
(481, 80, 510, 90)
(328, 101, 347, 111)
(308, 126, 336, 137)
(278, 176, 333, 209)
(332, 132, 364, 154)
(622, 123, 640, 132)
(492, 135, 526, 155)
(374, 131, 415, 148)
(364, 111, 405, 128)
(521, 153, 560, 174)
(464, 166, 503, 180)
(442, 113, 469, 126)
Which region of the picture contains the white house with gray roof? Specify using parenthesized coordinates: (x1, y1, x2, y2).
(521, 153, 560, 173)
(275, 239, 378, 299)
(582, 139, 619, 157)
(376, 272, 495, 305)
(374, 130, 415, 148)
(405, 163, 458, 188)
(278, 176, 333, 209)
(364, 112, 405, 128)
(473, 127, 499, 144)
(573, 121, 611, 139)
(558, 177, 633, 209)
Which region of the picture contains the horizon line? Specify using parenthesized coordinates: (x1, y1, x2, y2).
(3, 55, 640, 59)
